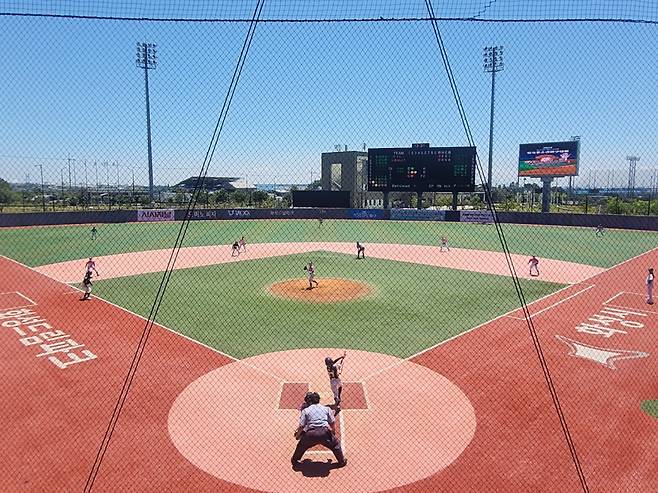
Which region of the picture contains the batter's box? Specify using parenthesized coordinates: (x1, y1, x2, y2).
(279, 382, 309, 410)
(604, 292, 658, 314)
(0, 291, 37, 311)
(279, 381, 368, 410)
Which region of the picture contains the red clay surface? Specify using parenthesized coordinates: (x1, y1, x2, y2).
(2, 245, 658, 492)
(168, 349, 476, 493)
(35, 242, 603, 285)
(268, 278, 373, 303)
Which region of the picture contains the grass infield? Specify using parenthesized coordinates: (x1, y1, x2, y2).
(90, 251, 563, 359)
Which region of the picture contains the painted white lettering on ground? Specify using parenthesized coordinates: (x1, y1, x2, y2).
(575, 306, 646, 338)
(557, 305, 649, 369)
(0, 307, 97, 369)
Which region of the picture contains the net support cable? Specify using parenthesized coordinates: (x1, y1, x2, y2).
(422, 0, 589, 491)
(82, 1, 266, 491)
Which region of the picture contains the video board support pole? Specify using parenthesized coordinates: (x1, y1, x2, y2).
(417, 191, 423, 210)
(541, 177, 553, 213)
(383, 191, 389, 209)
(452, 191, 458, 211)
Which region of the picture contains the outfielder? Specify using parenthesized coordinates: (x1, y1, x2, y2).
(325, 351, 346, 413)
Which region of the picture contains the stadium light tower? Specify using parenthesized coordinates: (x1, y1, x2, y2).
(627, 155, 640, 197)
(136, 42, 157, 201)
(483, 45, 504, 195)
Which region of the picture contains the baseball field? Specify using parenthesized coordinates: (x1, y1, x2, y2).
(1, 218, 657, 492)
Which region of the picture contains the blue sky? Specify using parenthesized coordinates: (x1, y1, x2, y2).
(2, 8, 658, 188)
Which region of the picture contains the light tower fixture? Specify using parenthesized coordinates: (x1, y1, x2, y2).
(136, 42, 157, 201)
(483, 45, 504, 197)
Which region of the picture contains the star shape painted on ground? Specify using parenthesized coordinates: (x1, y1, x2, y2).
(556, 335, 649, 369)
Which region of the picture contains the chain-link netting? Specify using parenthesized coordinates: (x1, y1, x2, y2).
(1, 2, 657, 492)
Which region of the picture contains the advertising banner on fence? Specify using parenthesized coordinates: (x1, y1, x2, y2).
(137, 209, 175, 222)
(518, 141, 579, 177)
(390, 209, 446, 221)
(460, 210, 495, 224)
(348, 209, 386, 220)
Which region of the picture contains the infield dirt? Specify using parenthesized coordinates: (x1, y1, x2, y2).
(268, 277, 373, 303)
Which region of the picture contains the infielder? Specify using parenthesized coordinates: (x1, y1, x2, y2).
(304, 261, 319, 289)
(356, 242, 365, 259)
(647, 268, 654, 305)
(85, 257, 99, 277)
(238, 236, 247, 253)
(528, 255, 540, 277)
(440, 236, 450, 252)
(231, 241, 240, 257)
(80, 270, 94, 301)
(325, 351, 346, 413)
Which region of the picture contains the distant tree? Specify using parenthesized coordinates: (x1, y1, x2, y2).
(174, 191, 188, 205)
(0, 178, 16, 208)
(214, 189, 228, 205)
(252, 190, 269, 205)
(233, 191, 248, 205)
(306, 180, 321, 191)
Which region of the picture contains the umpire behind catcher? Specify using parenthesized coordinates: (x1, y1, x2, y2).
(291, 392, 347, 469)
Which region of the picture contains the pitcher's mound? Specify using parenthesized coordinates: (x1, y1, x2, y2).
(268, 278, 372, 303)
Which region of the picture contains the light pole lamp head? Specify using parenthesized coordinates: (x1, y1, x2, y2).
(136, 42, 157, 69)
(483, 45, 504, 72)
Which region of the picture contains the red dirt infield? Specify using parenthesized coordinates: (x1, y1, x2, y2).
(35, 242, 603, 285)
(2, 245, 658, 492)
(268, 278, 373, 303)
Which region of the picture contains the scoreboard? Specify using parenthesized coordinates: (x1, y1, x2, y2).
(367, 146, 476, 192)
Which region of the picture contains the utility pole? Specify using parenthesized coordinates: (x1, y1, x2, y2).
(67, 156, 73, 190)
(483, 45, 504, 197)
(35, 164, 46, 211)
(83, 160, 88, 209)
(136, 42, 157, 202)
(627, 155, 640, 197)
(569, 136, 580, 198)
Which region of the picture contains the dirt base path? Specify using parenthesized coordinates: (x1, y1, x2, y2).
(36, 242, 603, 285)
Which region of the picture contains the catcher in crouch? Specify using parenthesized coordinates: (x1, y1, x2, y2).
(325, 351, 347, 413)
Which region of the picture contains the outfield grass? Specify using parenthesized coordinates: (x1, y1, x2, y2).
(90, 251, 563, 358)
(641, 400, 658, 419)
(1, 219, 657, 268)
